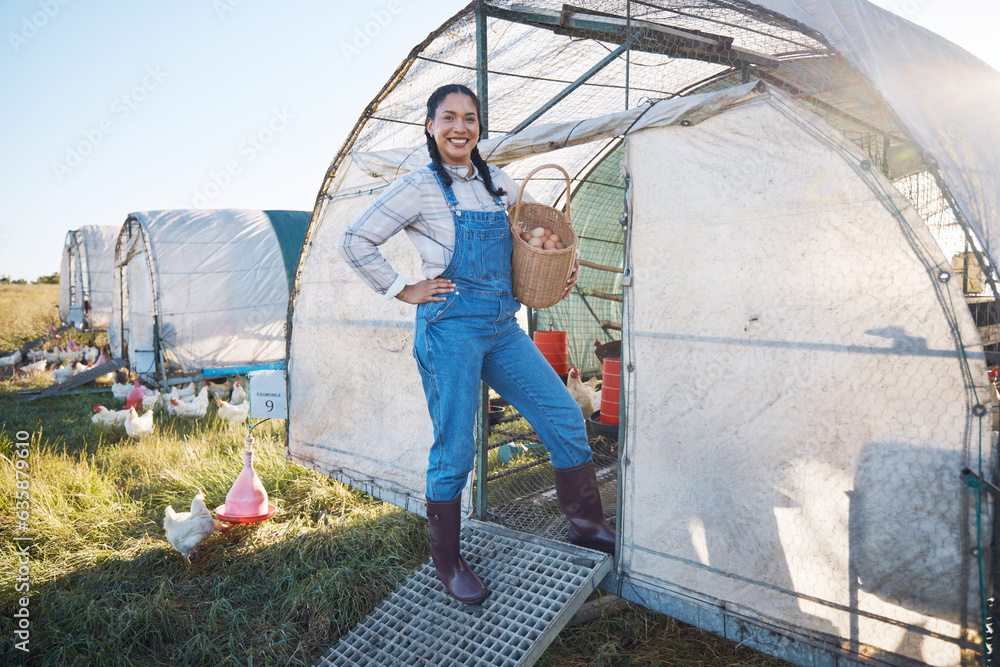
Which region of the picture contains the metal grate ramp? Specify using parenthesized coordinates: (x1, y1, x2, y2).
(19, 357, 125, 402)
(315, 520, 612, 667)
(1, 323, 72, 358)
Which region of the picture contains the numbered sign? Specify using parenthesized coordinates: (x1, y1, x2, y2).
(247, 369, 288, 418)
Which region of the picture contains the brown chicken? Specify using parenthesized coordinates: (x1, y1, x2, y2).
(567, 366, 601, 420)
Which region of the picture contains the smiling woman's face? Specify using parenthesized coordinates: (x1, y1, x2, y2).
(426, 92, 479, 168)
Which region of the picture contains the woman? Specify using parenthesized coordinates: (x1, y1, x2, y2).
(337, 84, 615, 605)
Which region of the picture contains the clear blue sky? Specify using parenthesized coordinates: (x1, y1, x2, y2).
(1, 0, 997, 281)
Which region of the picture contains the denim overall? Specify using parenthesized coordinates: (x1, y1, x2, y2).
(414, 166, 593, 502)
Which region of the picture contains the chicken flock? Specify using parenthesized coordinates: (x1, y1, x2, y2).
(91, 375, 250, 438)
(5, 332, 261, 565)
(3, 333, 111, 382)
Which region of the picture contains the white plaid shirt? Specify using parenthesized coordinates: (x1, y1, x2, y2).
(337, 163, 532, 299)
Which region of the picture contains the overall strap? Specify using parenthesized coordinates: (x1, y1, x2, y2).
(428, 163, 460, 210)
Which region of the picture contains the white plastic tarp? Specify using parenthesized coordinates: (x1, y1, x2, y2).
(82, 226, 118, 331)
(620, 88, 990, 666)
(58, 232, 74, 324)
(114, 225, 156, 372)
(112, 210, 299, 374)
(349, 82, 765, 178)
(754, 0, 1000, 276)
(58, 225, 118, 330)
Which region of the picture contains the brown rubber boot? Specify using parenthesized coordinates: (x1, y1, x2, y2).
(553, 460, 616, 555)
(425, 497, 490, 605)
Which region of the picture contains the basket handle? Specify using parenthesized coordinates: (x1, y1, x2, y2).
(511, 163, 572, 232)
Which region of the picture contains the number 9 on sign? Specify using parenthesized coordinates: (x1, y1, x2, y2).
(247, 369, 288, 419)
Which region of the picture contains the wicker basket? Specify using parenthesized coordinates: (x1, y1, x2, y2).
(508, 164, 578, 308)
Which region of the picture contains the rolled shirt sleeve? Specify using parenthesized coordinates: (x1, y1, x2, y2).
(383, 274, 407, 300)
(336, 174, 422, 296)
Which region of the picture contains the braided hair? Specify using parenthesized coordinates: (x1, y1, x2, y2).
(425, 84, 506, 198)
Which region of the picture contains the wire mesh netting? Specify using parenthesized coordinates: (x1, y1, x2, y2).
(479, 386, 618, 542)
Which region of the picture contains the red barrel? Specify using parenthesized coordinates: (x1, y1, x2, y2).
(534, 330, 569, 377)
(600, 357, 621, 425)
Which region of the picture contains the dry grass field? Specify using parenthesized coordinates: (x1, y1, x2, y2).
(0, 283, 60, 353)
(0, 284, 789, 666)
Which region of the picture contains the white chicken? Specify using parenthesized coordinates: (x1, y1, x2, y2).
(163, 493, 228, 564)
(567, 366, 602, 421)
(164, 386, 180, 415)
(191, 384, 210, 408)
(141, 388, 161, 411)
(589, 387, 602, 415)
(51, 363, 75, 384)
(0, 350, 22, 367)
(214, 396, 250, 424)
(92, 404, 129, 427)
(170, 385, 210, 418)
(177, 382, 198, 400)
(229, 378, 248, 406)
(125, 406, 155, 439)
(85, 345, 100, 364)
(112, 369, 132, 402)
(58, 348, 83, 364)
(206, 379, 231, 401)
(18, 359, 46, 375)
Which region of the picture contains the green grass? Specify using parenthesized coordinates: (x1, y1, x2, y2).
(0, 395, 426, 666)
(0, 285, 790, 666)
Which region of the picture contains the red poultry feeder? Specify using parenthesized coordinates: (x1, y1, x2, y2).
(533, 329, 569, 381)
(599, 357, 621, 425)
(215, 435, 276, 523)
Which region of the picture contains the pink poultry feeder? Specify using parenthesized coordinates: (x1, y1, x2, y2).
(125, 378, 145, 410)
(215, 436, 276, 523)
